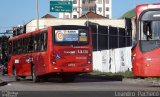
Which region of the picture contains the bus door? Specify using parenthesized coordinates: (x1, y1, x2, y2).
(32, 32, 48, 75)
(21, 37, 33, 76)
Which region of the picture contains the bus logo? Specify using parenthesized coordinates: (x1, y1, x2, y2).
(55, 31, 63, 41)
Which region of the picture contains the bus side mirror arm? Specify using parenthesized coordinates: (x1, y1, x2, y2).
(143, 22, 152, 40)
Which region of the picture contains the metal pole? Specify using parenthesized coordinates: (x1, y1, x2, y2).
(117, 27, 119, 48)
(108, 26, 109, 49)
(96, 25, 99, 51)
(36, 0, 39, 30)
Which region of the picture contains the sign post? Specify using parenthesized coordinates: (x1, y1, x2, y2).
(50, 1, 73, 12)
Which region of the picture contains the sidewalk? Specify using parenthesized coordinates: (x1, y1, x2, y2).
(80, 73, 160, 86)
(0, 72, 8, 86)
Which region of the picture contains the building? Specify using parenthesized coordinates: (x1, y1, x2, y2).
(58, 0, 112, 19)
(79, 11, 106, 19)
(26, 18, 125, 32)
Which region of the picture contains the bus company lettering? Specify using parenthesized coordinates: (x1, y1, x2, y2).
(63, 50, 89, 54)
(64, 50, 76, 54)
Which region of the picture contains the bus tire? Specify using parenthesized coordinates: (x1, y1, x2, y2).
(31, 65, 40, 82)
(61, 73, 76, 82)
(13, 67, 20, 81)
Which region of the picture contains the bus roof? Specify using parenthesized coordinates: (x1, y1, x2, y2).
(136, 3, 160, 18)
(9, 27, 48, 41)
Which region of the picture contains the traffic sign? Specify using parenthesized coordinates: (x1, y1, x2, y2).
(50, 1, 73, 12)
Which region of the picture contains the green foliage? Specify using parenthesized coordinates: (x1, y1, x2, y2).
(121, 8, 136, 19)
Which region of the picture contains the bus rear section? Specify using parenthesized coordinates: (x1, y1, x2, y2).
(47, 25, 92, 81)
(132, 4, 160, 77)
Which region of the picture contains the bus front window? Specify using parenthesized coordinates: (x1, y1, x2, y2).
(140, 11, 160, 52)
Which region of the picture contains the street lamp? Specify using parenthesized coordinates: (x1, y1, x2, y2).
(36, 0, 39, 30)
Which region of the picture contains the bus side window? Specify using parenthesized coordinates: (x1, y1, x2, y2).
(17, 39, 22, 54)
(28, 36, 34, 53)
(22, 38, 24, 54)
(40, 32, 47, 52)
(40, 33, 44, 51)
(23, 38, 26, 53)
(44, 32, 47, 51)
(20, 39, 23, 54)
(23, 37, 28, 53)
(38, 34, 41, 52)
(26, 37, 30, 53)
(34, 36, 37, 52)
(34, 34, 40, 52)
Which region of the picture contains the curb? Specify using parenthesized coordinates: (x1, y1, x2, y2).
(79, 74, 123, 81)
(123, 78, 160, 86)
(79, 74, 160, 85)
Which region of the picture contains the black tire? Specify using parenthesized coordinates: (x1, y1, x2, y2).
(13, 67, 20, 81)
(42, 77, 48, 82)
(140, 77, 145, 79)
(31, 65, 40, 82)
(61, 73, 77, 82)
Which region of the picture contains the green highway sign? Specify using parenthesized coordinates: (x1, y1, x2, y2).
(50, 1, 73, 12)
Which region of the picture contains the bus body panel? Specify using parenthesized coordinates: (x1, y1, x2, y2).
(47, 46, 92, 73)
(8, 54, 31, 76)
(133, 45, 160, 76)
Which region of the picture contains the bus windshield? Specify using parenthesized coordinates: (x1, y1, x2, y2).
(140, 10, 160, 52)
(53, 26, 89, 46)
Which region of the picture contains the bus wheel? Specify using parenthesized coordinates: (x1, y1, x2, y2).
(31, 65, 40, 82)
(61, 73, 76, 82)
(13, 68, 20, 81)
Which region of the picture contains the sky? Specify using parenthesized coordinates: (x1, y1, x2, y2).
(0, 0, 160, 32)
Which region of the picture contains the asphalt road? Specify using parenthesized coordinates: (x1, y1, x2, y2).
(0, 75, 160, 97)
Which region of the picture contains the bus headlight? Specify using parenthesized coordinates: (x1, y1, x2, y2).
(88, 61, 91, 64)
(132, 53, 136, 62)
(52, 61, 56, 65)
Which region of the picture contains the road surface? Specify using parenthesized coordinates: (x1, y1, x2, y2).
(0, 75, 160, 97)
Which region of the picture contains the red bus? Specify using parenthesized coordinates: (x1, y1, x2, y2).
(132, 4, 160, 77)
(8, 25, 92, 82)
